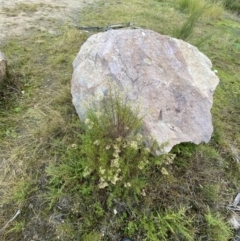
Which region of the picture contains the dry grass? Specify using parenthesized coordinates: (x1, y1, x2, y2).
(2, 3, 43, 16)
(0, 27, 88, 239)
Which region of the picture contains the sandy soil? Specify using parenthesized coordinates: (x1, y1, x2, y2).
(0, 0, 97, 44)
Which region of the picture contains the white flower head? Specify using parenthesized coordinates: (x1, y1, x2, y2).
(93, 140, 100, 146)
(138, 161, 145, 170)
(82, 167, 92, 177)
(165, 154, 175, 165)
(124, 126, 130, 131)
(144, 147, 150, 153)
(84, 118, 93, 129)
(136, 133, 143, 141)
(100, 177, 106, 182)
(116, 137, 122, 142)
(71, 144, 77, 149)
(96, 111, 102, 118)
(161, 167, 169, 175)
(113, 151, 119, 158)
(145, 159, 149, 164)
(98, 181, 108, 189)
(113, 144, 120, 152)
(85, 118, 90, 125)
(141, 189, 146, 197)
(124, 182, 131, 188)
(111, 159, 120, 168)
(99, 167, 105, 175)
(130, 140, 138, 150)
(110, 174, 120, 185)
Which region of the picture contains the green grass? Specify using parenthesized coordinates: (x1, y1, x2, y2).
(175, 4, 207, 40)
(0, 0, 239, 240)
(178, 0, 224, 17)
(205, 209, 233, 241)
(223, 0, 240, 14)
(78, 0, 180, 35)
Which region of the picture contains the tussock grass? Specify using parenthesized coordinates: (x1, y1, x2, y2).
(0, 0, 239, 240)
(176, 0, 224, 39)
(178, 0, 224, 18)
(175, 4, 207, 40)
(205, 2, 225, 18)
(178, 0, 208, 13)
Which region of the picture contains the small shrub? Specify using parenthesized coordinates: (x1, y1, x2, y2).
(46, 86, 179, 239)
(46, 87, 166, 203)
(87, 85, 143, 140)
(140, 208, 194, 241)
(205, 208, 233, 241)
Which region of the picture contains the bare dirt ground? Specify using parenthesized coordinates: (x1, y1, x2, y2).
(0, 0, 97, 44)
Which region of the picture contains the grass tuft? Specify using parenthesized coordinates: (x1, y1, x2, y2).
(205, 209, 233, 240)
(175, 4, 207, 40)
(178, 0, 224, 18)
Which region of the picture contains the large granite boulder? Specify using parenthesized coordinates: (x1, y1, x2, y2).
(71, 29, 219, 153)
(0, 51, 7, 85)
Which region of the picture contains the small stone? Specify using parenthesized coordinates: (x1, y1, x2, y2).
(0, 51, 7, 85)
(121, 238, 134, 241)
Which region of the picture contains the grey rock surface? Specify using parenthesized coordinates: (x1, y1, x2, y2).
(71, 29, 219, 153)
(0, 51, 7, 85)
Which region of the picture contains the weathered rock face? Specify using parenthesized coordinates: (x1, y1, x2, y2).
(71, 29, 219, 153)
(0, 52, 7, 85)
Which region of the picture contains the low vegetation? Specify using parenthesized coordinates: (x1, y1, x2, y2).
(0, 0, 239, 240)
(223, 0, 240, 14)
(2, 3, 42, 16)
